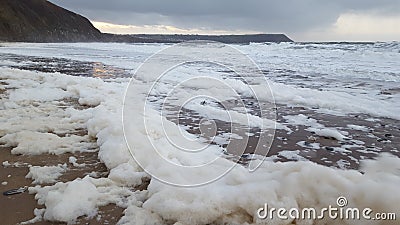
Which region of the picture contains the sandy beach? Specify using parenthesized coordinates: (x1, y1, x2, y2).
(1, 96, 398, 224)
(1, 42, 399, 224)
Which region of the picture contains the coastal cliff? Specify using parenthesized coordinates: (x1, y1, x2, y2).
(0, 0, 102, 42)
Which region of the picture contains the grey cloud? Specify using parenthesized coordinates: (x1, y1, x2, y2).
(50, 0, 400, 34)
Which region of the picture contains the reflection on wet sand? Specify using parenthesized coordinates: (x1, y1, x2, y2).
(0, 53, 130, 78)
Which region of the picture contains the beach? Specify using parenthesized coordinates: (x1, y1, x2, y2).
(0, 42, 399, 224)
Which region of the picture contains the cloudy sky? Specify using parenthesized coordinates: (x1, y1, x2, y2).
(50, 0, 400, 41)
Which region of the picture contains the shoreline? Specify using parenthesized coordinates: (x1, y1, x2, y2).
(0, 43, 398, 224)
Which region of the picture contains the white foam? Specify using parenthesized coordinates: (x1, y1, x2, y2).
(9, 66, 394, 224)
(68, 156, 86, 168)
(278, 150, 308, 161)
(284, 114, 349, 141)
(307, 127, 348, 141)
(1, 43, 399, 225)
(32, 177, 102, 222)
(9, 87, 71, 102)
(297, 141, 320, 149)
(283, 114, 324, 128)
(0, 131, 93, 155)
(20, 208, 45, 225)
(26, 164, 67, 184)
(254, 82, 400, 120)
(347, 124, 369, 132)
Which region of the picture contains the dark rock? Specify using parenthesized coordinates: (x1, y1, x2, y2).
(3, 186, 27, 196)
(325, 146, 335, 151)
(0, 0, 102, 42)
(377, 138, 389, 143)
(384, 133, 393, 138)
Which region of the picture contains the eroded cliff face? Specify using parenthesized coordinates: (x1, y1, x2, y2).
(0, 0, 102, 42)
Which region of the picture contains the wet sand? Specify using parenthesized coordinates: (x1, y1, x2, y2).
(0, 84, 124, 224)
(271, 105, 399, 169)
(2, 106, 399, 225)
(0, 147, 124, 225)
(167, 102, 399, 169)
(0, 61, 122, 224)
(0, 53, 130, 79)
(1, 54, 399, 224)
(0, 144, 126, 225)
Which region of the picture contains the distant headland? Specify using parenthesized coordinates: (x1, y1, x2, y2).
(0, 0, 293, 43)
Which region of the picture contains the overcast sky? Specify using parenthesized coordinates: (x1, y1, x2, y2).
(50, 0, 400, 41)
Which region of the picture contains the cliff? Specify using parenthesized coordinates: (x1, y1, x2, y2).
(0, 0, 102, 42)
(105, 33, 293, 43)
